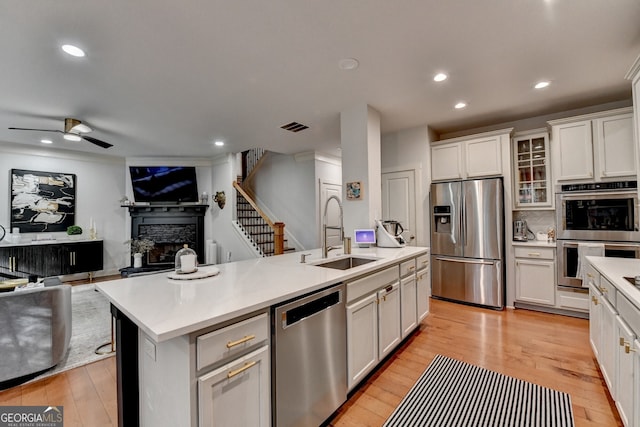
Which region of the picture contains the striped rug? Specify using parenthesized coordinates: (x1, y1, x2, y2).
(384, 354, 574, 427)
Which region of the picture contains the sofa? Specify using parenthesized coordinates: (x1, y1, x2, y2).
(0, 283, 72, 384)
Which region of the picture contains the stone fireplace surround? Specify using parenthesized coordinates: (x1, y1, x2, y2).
(126, 204, 208, 269)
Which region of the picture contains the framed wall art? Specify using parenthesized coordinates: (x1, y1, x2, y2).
(346, 181, 362, 200)
(10, 169, 77, 233)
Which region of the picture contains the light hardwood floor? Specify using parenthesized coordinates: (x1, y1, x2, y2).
(0, 299, 621, 426)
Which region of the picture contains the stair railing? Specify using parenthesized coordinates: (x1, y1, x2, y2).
(232, 181, 284, 255)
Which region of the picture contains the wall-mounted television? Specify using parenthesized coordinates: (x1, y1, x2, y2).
(129, 166, 199, 203)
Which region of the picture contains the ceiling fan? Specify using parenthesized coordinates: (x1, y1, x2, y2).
(9, 118, 113, 149)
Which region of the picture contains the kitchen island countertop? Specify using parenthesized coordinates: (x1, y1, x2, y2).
(586, 256, 640, 309)
(98, 246, 429, 342)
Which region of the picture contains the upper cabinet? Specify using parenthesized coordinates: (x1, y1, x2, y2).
(548, 107, 635, 184)
(625, 54, 640, 190)
(512, 130, 552, 209)
(431, 128, 512, 182)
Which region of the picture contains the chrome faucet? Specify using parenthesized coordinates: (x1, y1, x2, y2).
(322, 195, 344, 258)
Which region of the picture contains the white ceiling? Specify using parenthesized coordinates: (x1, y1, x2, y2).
(1, 1, 639, 158)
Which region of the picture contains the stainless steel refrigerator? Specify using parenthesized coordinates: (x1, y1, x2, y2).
(430, 178, 504, 309)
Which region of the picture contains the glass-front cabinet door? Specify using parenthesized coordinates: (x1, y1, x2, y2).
(513, 131, 552, 209)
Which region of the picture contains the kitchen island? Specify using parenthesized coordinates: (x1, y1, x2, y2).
(586, 256, 640, 427)
(97, 245, 429, 426)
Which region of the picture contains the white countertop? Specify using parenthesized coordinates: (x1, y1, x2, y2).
(97, 246, 428, 343)
(586, 256, 640, 309)
(511, 240, 556, 248)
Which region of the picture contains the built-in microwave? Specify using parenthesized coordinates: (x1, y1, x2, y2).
(556, 181, 639, 242)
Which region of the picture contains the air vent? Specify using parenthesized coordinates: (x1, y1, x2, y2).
(280, 122, 309, 133)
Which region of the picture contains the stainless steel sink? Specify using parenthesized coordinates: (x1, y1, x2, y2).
(313, 256, 377, 270)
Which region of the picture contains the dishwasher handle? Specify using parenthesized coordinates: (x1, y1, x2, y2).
(281, 288, 342, 329)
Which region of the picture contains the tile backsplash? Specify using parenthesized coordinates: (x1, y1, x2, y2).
(512, 210, 556, 234)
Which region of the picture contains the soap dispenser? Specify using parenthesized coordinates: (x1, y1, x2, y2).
(175, 244, 198, 274)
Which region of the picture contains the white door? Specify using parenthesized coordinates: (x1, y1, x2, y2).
(382, 170, 416, 246)
(319, 180, 342, 247)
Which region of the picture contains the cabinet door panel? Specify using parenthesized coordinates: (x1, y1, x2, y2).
(466, 137, 501, 177)
(596, 113, 635, 178)
(553, 120, 593, 181)
(589, 285, 603, 360)
(515, 259, 555, 305)
(416, 267, 430, 321)
(346, 293, 378, 390)
(378, 283, 401, 359)
(400, 276, 417, 338)
(615, 317, 634, 427)
(600, 298, 616, 396)
(62, 241, 103, 274)
(198, 345, 270, 427)
(431, 143, 462, 181)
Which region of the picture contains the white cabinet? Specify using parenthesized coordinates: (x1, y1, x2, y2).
(400, 275, 417, 338)
(346, 292, 379, 389)
(600, 296, 617, 394)
(589, 284, 603, 359)
(378, 283, 401, 359)
(595, 113, 636, 178)
(549, 108, 635, 183)
(416, 254, 430, 322)
(514, 246, 555, 306)
(431, 128, 512, 182)
(616, 316, 635, 427)
(512, 130, 552, 208)
(431, 143, 463, 181)
(198, 345, 270, 427)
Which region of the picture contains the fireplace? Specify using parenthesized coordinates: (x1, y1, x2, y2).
(126, 204, 208, 268)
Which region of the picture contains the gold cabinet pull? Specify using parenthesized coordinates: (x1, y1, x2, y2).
(227, 361, 257, 379)
(592, 296, 599, 305)
(625, 344, 636, 354)
(408, 266, 415, 271)
(226, 334, 256, 349)
(587, 272, 593, 278)
(598, 286, 608, 293)
(620, 337, 626, 346)
(528, 252, 541, 257)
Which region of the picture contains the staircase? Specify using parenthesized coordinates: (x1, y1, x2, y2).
(235, 189, 294, 256)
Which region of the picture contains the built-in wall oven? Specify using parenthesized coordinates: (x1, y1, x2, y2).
(556, 180, 640, 290)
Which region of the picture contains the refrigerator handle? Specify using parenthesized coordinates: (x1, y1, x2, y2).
(434, 256, 496, 266)
(460, 190, 466, 247)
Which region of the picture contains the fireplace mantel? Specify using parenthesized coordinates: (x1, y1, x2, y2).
(122, 204, 209, 216)
(124, 204, 209, 267)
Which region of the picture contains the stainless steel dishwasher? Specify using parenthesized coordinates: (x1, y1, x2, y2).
(272, 282, 346, 427)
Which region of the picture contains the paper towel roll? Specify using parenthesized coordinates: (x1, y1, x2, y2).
(206, 241, 217, 265)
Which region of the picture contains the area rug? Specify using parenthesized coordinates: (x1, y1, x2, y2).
(29, 284, 114, 383)
(384, 354, 574, 427)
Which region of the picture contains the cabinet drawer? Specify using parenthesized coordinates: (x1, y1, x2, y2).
(399, 260, 416, 278)
(415, 253, 429, 271)
(347, 266, 398, 303)
(514, 246, 554, 260)
(599, 277, 617, 307)
(617, 293, 640, 336)
(197, 312, 269, 371)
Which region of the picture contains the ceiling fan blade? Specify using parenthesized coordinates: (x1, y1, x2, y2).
(9, 127, 63, 133)
(82, 135, 113, 149)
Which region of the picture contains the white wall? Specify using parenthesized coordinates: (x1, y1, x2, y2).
(0, 143, 126, 277)
(381, 125, 434, 246)
(209, 153, 256, 262)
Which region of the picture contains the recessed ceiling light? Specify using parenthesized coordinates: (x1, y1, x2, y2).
(40, 139, 53, 144)
(63, 133, 82, 142)
(338, 58, 359, 71)
(454, 102, 467, 109)
(433, 73, 448, 82)
(214, 140, 224, 146)
(61, 44, 86, 57)
(534, 80, 550, 89)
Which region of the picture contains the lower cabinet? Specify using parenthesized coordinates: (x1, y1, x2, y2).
(346, 293, 379, 390)
(616, 316, 635, 427)
(589, 284, 603, 359)
(0, 240, 103, 277)
(198, 345, 270, 426)
(416, 267, 430, 321)
(600, 296, 617, 394)
(378, 282, 401, 359)
(514, 246, 555, 306)
(400, 275, 417, 338)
